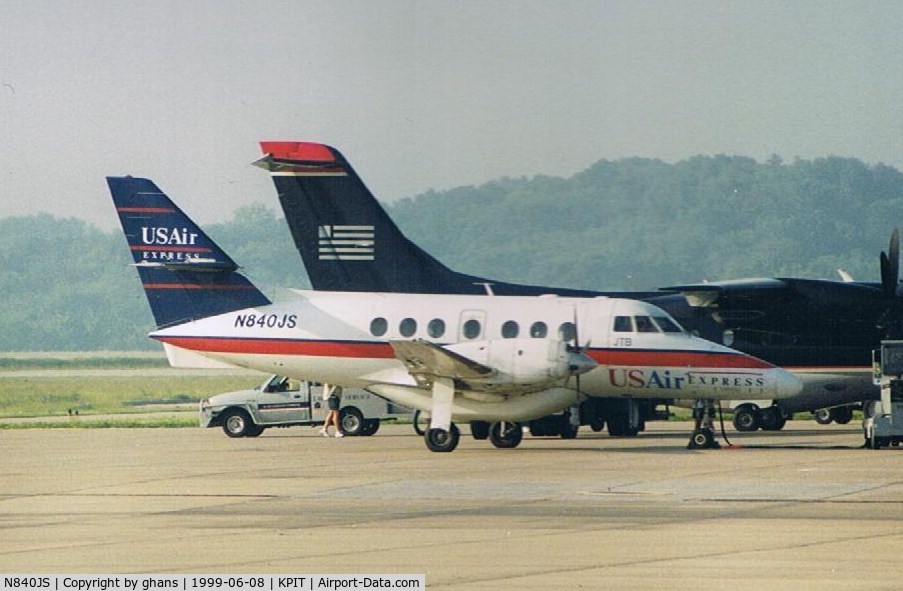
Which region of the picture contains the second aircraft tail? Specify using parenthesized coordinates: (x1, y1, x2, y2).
(254, 141, 601, 297)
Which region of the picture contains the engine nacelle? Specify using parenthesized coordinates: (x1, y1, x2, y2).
(446, 338, 594, 387)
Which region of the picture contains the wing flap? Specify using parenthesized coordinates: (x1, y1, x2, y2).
(389, 340, 494, 385)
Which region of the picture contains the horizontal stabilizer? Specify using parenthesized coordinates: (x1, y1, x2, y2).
(162, 343, 239, 369)
(133, 258, 237, 272)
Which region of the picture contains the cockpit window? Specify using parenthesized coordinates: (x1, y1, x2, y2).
(653, 316, 683, 333)
(613, 316, 633, 333)
(634, 316, 659, 333)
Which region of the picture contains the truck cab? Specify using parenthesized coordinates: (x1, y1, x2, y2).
(199, 375, 407, 438)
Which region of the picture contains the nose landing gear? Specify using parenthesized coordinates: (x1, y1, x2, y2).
(688, 399, 721, 449)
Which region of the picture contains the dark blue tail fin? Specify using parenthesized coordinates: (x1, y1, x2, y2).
(253, 141, 598, 297)
(108, 176, 271, 328)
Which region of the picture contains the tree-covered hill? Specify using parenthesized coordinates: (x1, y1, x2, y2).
(0, 205, 305, 351)
(389, 155, 903, 291)
(2, 154, 901, 351)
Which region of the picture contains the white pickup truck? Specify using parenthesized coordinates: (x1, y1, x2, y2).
(199, 375, 407, 438)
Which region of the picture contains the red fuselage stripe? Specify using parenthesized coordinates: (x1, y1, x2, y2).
(590, 349, 772, 369)
(157, 337, 397, 358)
(155, 336, 773, 368)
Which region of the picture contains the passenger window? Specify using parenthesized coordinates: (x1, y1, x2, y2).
(463, 319, 482, 340)
(613, 316, 633, 332)
(501, 320, 519, 338)
(530, 321, 548, 338)
(370, 317, 388, 337)
(634, 316, 659, 333)
(427, 318, 446, 338)
(653, 316, 683, 333)
(558, 322, 576, 343)
(399, 317, 417, 337)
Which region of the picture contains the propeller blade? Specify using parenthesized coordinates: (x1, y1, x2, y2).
(573, 308, 580, 351)
(881, 228, 900, 298)
(567, 306, 595, 400)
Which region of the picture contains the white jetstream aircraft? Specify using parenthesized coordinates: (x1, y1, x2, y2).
(108, 176, 802, 452)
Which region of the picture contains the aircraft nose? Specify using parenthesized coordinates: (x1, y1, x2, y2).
(568, 351, 597, 375)
(772, 367, 803, 399)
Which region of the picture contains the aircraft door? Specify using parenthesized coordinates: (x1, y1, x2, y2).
(582, 300, 611, 349)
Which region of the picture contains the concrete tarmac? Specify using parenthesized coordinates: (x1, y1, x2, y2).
(1, 422, 900, 590)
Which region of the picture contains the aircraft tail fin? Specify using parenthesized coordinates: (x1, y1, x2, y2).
(254, 141, 495, 294)
(107, 176, 271, 328)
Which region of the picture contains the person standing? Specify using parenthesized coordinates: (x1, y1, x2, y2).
(320, 385, 344, 438)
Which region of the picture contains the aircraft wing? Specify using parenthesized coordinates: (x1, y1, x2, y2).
(661, 278, 789, 309)
(389, 339, 494, 388)
(663, 278, 886, 310)
(661, 277, 890, 335)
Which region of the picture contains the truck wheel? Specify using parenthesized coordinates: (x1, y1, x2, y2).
(425, 424, 459, 452)
(489, 421, 523, 449)
(361, 419, 380, 436)
(221, 409, 254, 438)
(245, 424, 265, 437)
(339, 407, 365, 436)
(732, 405, 760, 432)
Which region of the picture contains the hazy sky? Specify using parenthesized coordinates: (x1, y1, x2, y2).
(1, 1, 902, 229)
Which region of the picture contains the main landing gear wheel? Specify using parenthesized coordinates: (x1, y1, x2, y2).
(832, 406, 853, 425)
(470, 420, 490, 440)
(814, 408, 833, 425)
(425, 423, 460, 452)
(758, 406, 786, 431)
(489, 421, 523, 449)
(732, 405, 760, 432)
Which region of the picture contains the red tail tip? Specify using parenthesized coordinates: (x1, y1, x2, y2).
(259, 141, 335, 162)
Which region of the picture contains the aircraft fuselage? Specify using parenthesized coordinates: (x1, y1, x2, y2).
(152, 290, 801, 421)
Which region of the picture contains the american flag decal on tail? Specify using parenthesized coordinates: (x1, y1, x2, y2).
(318, 225, 375, 260)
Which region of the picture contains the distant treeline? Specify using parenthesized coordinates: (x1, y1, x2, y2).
(2, 154, 901, 351)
